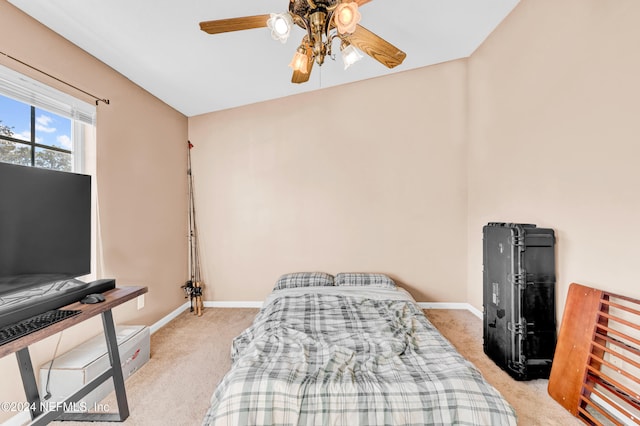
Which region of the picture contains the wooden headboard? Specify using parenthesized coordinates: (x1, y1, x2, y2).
(548, 283, 640, 425)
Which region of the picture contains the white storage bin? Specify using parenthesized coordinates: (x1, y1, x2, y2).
(38, 325, 150, 408)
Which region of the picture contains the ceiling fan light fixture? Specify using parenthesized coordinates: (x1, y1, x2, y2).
(341, 41, 363, 69)
(198, 0, 406, 84)
(267, 12, 293, 43)
(289, 46, 309, 74)
(334, 2, 361, 34)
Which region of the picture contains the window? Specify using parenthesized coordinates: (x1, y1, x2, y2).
(0, 64, 95, 174)
(0, 94, 76, 171)
(0, 63, 98, 282)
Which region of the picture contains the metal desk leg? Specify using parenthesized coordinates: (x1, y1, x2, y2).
(101, 309, 130, 421)
(12, 309, 130, 424)
(15, 347, 42, 419)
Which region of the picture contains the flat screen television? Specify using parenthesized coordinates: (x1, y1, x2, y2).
(0, 162, 115, 329)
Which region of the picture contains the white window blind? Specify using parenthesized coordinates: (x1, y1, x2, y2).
(0, 63, 96, 125)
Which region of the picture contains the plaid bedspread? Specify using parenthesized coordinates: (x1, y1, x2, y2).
(202, 287, 517, 425)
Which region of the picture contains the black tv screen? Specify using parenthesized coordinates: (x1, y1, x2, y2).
(0, 162, 118, 332)
(0, 162, 91, 291)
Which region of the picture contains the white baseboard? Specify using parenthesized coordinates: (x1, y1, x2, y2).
(200, 301, 481, 317)
(417, 302, 483, 319)
(150, 301, 190, 334)
(202, 301, 481, 317)
(203, 301, 263, 309)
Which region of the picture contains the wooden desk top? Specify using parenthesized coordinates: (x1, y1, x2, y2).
(0, 286, 148, 359)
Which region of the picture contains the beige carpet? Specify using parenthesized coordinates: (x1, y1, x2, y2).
(424, 310, 580, 426)
(57, 308, 581, 426)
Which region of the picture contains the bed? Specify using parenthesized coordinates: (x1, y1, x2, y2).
(202, 272, 517, 425)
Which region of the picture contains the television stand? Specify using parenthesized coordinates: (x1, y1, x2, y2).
(0, 286, 148, 425)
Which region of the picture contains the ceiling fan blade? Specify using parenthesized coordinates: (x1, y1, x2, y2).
(291, 67, 311, 84)
(345, 24, 406, 69)
(199, 14, 270, 35)
(291, 44, 315, 84)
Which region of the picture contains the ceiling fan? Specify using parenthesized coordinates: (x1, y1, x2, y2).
(199, 0, 406, 84)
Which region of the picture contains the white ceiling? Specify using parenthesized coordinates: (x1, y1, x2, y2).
(8, 0, 519, 117)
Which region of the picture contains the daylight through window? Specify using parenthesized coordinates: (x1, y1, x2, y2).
(0, 94, 74, 171)
(0, 64, 96, 174)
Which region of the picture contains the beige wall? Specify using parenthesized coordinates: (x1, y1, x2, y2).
(0, 1, 188, 420)
(191, 0, 640, 319)
(467, 0, 640, 313)
(189, 60, 469, 303)
(3, 0, 640, 420)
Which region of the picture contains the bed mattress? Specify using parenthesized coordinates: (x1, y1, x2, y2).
(203, 285, 517, 425)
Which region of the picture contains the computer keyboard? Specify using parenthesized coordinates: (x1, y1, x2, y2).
(0, 309, 81, 346)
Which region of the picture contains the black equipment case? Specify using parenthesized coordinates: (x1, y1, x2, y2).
(482, 222, 557, 380)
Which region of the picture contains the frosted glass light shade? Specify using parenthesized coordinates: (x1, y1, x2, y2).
(334, 3, 361, 34)
(267, 13, 293, 43)
(289, 50, 309, 74)
(341, 44, 363, 69)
